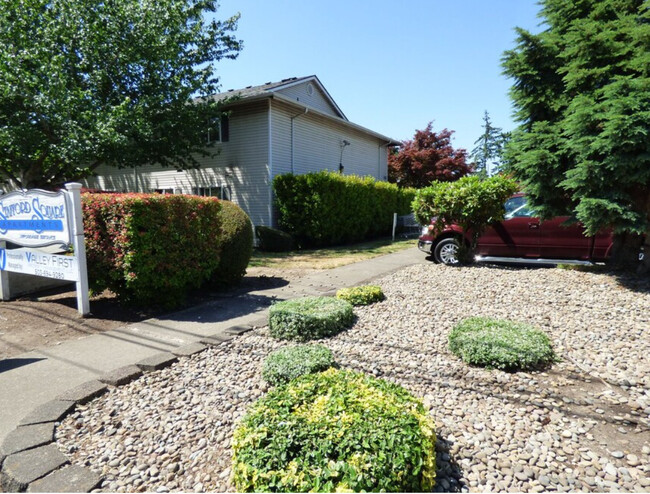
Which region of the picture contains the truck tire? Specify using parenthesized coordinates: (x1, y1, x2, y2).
(433, 237, 460, 265)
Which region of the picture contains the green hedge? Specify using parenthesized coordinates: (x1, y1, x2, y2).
(255, 225, 295, 252)
(232, 368, 437, 492)
(449, 317, 556, 371)
(210, 201, 253, 288)
(273, 171, 415, 247)
(82, 193, 222, 307)
(262, 344, 334, 386)
(269, 296, 355, 341)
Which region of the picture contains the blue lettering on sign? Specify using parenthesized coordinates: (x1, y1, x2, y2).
(0, 219, 63, 232)
(0, 248, 5, 270)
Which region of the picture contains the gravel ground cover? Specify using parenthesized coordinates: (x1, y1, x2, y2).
(56, 263, 650, 492)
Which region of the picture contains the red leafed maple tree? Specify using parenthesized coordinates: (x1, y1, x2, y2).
(388, 122, 472, 188)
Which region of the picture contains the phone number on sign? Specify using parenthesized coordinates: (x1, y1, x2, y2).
(34, 268, 66, 280)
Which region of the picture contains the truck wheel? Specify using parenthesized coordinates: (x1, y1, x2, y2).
(433, 238, 460, 265)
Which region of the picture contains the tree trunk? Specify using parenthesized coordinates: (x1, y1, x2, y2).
(609, 232, 644, 272)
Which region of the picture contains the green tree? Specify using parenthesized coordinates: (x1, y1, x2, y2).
(470, 111, 509, 177)
(502, 0, 650, 270)
(412, 175, 518, 263)
(0, 0, 242, 190)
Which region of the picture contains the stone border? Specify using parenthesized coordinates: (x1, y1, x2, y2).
(0, 323, 258, 492)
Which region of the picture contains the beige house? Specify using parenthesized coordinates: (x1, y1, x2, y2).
(85, 75, 398, 227)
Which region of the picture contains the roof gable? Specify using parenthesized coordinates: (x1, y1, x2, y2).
(215, 76, 346, 120)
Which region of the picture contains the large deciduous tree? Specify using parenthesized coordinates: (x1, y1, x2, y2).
(388, 122, 472, 188)
(502, 0, 650, 270)
(0, 0, 242, 190)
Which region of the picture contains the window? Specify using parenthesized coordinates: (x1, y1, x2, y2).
(193, 186, 230, 201)
(504, 196, 534, 219)
(207, 115, 230, 144)
(153, 188, 175, 195)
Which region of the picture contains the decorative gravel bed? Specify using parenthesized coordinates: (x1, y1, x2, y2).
(56, 263, 650, 492)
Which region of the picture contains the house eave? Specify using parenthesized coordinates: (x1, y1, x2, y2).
(222, 93, 399, 146)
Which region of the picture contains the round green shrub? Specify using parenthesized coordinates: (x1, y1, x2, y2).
(232, 368, 436, 492)
(209, 201, 253, 288)
(262, 344, 334, 386)
(269, 296, 354, 342)
(448, 317, 556, 371)
(255, 225, 295, 252)
(336, 285, 385, 306)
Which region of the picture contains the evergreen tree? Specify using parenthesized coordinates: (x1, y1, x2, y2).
(502, 0, 650, 270)
(470, 111, 509, 177)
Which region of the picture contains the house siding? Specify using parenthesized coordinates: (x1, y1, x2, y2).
(276, 81, 340, 118)
(270, 100, 389, 181)
(84, 101, 271, 227)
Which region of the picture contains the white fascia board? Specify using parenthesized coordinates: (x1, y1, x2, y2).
(269, 75, 348, 121)
(270, 93, 399, 146)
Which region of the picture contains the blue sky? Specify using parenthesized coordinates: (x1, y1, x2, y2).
(215, 0, 543, 154)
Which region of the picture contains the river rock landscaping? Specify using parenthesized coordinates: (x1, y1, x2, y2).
(56, 263, 650, 492)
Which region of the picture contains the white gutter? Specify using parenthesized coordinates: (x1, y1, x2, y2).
(222, 93, 399, 145)
(290, 108, 309, 173)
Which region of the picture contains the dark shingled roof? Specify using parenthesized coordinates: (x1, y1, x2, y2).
(212, 76, 314, 103)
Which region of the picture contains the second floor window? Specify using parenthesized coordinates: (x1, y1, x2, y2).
(207, 115, 230, 144)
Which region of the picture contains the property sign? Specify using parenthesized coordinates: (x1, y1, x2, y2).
(0, 247, 79, 282)
(0, 183, 89, 315)
(0, 189, 72, 248)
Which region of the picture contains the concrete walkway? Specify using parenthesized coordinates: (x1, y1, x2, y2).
(0, 247, 426, 444)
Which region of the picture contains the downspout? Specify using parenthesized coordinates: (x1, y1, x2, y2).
(290, 108, 309, 174)
(268, 98, 274, 226)
(379, 139, 393, 181)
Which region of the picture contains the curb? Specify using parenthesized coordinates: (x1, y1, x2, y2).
(0, 322, 260, 492)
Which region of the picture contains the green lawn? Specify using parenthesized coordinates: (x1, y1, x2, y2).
(249, 237, 416, 270)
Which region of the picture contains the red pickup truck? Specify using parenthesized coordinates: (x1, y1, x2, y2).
(418, 194, 614, 265)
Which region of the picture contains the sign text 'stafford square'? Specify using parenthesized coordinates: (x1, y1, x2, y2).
(0, 189, 72, 248)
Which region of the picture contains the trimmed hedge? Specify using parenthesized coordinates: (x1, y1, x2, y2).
(82, 193, 222, 307)
(273, 171, 415, 247)
(336, 285, 385, 306)
(210, 201, 253, 288)
(449, 317, 556, 371)
(262, 344, 334, 386)
(232, 368, 437, 492)
(255, 225, 295, 252)
(268, 296, 354, 341)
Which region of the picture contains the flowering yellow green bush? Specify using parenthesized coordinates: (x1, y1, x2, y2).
(232, 369, 436, 492)
(336, 285, 385, 306)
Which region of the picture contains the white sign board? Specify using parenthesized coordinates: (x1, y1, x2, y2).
(0, 247, 79, 282)
(0, 189, 72, 248)
(0, 183, 89, 315)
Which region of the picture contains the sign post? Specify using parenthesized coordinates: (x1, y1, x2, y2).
(66, 183, 90, 315)
(0, 183, 90, 315)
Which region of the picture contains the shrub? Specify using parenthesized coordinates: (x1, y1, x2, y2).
(255, 225, 295, 252)
(268, 296, 354, 341)
(232, 368, 436, 492)
(412, 175, 518, 262)
(273, 171, 416, 247)
(210, 201, 253, 287)
(262, 344, 334, 386)
(448, 317, 556, 371)
(336, 285, 385, 306)
(82, 193, 221, 307)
